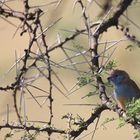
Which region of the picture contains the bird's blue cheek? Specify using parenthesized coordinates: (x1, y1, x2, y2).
(110, 78, 119, 85)
(112, 77, 124, 85)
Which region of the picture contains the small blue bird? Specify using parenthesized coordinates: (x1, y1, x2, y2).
(108, 69, 140, 109)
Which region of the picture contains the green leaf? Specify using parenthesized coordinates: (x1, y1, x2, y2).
(4, 132, 14, 140)
(77, 75, 92, 87)
(125, 44, 134, 51)
(81, 91, 98, 99)
(104, 60, 117, 71)
(126, 99, 140, 120)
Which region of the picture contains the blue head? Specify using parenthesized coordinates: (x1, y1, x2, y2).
(107, 69, 130, 86)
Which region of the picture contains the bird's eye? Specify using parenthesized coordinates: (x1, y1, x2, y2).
(115, 74, 118, 77)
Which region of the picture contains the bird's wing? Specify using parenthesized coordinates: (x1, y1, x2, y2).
(128, 79, 140, 97)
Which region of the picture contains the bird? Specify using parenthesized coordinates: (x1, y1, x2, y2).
(107, 69, 140, 109)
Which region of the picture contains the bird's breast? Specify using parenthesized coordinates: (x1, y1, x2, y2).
(114, 84, 138, 100)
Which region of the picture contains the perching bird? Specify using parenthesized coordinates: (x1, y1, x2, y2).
(108, 69, 140, 109)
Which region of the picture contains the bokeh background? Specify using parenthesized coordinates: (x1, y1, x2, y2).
(0, 0, 140, 139)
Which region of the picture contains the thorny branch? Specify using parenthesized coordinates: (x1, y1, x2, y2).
(0, 123, 66, 134)
(69, 105, 109, 139)
(0, 0, 140, 139)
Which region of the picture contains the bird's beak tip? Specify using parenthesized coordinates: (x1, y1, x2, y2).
(107, 76, 112, 82)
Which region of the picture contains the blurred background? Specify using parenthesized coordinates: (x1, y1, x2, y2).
(0, 0, 140, 139)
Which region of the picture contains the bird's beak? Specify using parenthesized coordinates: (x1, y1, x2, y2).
(107, 76, 111, 82)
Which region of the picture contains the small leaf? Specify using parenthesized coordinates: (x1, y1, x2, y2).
(104, 60, 117, 71)
(82, 91, 98, 99)
(4, 132, 14, 140)
(125, 44, 134, 51)
(77, 75, 92, 87)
